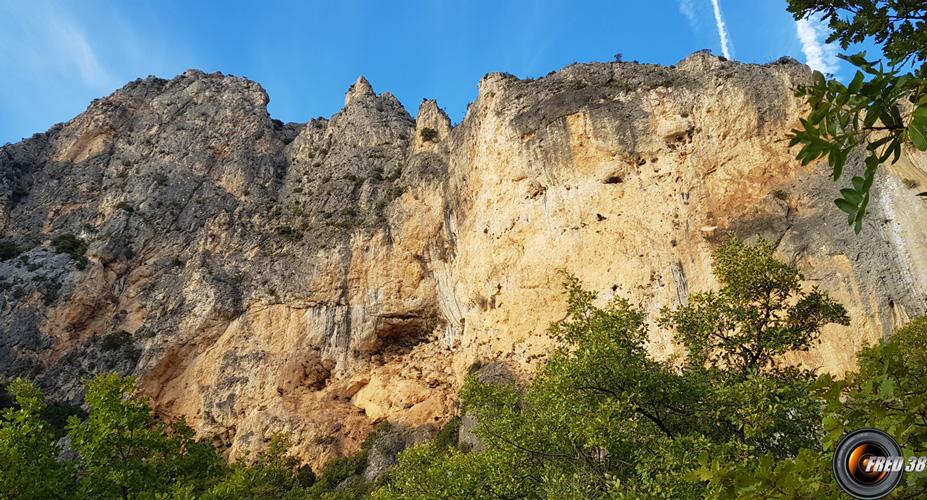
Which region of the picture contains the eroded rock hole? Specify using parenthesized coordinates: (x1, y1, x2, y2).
(372, 313, 440, 357)
(603, 174, 623, 184)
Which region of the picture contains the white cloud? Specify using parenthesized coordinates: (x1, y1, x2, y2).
(679, 0, 698, 30)
(1, 1, 117, 90)
(709, 0, 732, 60)
(796, 14, 840, 75)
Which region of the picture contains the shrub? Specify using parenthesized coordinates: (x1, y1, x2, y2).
(420, 127, 439, 142)
(100, 330, 132, 351)
(67, 374, 226, 498)
(51, 234, 87, 263)
(311, 452, 367, 491)
(0, 379, 76, 497)
(275, 226, 302, 241)
(0, 240, 21, 261)
(902, 177, 920, 189)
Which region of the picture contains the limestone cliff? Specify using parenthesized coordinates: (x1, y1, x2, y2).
(2, 53, 926, 469)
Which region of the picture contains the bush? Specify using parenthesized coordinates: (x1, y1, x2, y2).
(420, 128, 439, 142)
(41, 402, 86, 439)
(51, 234, 87, 262)
(67, 374, 226, 498)
(0, 240, 21, 261)
(100, 330, 132, 351)
(312, 452, 367, 491)
(275, 226, 302, 241)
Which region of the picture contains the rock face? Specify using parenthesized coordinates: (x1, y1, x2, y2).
(2, 54, 926, 468)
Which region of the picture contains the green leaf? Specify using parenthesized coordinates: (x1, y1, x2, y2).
(851, 176, 865, 192)
(915, 105, 927, 121)
(840, 188, 862, 205)
(909, 117, 927, 151)
(835, 198, 858, 215)
(812, 70, 825, 88)
(848, 71, 864, 93)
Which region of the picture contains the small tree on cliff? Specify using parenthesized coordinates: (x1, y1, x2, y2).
(373, 239, 850, 498)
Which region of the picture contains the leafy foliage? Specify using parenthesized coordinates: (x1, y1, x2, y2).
(66, 373, 224, 499)
(0, 379, 75, 499)
(0, 373, 384, 499)
(704, 317, 927, 498)
(786, 1, 927, 232)
(787, 1, 927, 64)
(374, 239, 851, 498)
(205, 434, 312, 499)
(661, 238, 849, 374)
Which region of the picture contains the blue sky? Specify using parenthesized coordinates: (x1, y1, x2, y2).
(0, 1, 866, 145)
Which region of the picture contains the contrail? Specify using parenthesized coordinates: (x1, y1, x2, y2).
(796, 15, 839, 75)
(709, 0, 732, 59)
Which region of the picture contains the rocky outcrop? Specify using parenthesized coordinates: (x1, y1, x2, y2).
(2, 54, 926, 469)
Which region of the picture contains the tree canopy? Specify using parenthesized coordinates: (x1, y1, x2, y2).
(373, 240, 860, 498)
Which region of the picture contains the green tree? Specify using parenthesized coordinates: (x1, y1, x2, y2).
(662, 238, 849, 375)
(67, 373, 224, 499)
(374, 239, 850, 498)
(0, 379, 74, 499)
(205, 433, 314, 499)
(785, 0, 927, 232)
(705, 317, 927, 498)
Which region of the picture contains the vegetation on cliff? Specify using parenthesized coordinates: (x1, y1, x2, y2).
(4, 240, 926, 498)
(0, 373, 367, 499)
(372, 240, 927, 498)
